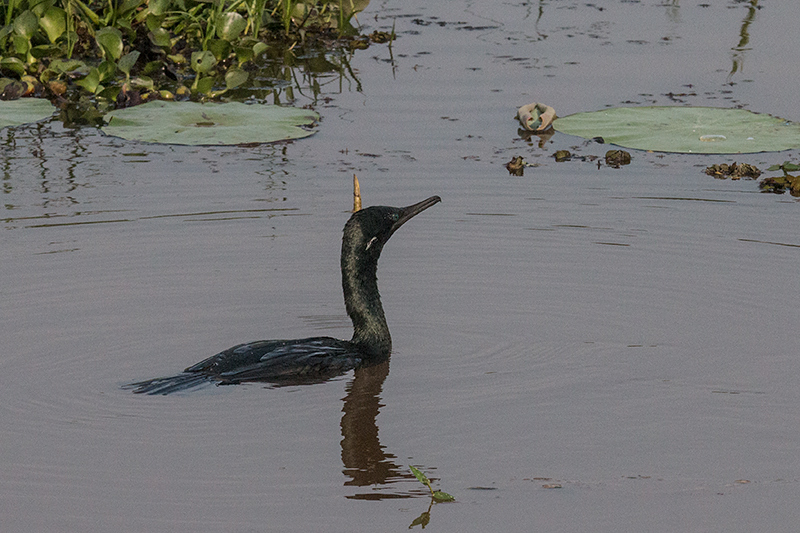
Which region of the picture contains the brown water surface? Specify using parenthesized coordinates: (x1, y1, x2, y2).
(3, 1, 800, 531)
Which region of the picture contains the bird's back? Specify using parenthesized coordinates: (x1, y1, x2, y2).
(126, 337, 368, 394)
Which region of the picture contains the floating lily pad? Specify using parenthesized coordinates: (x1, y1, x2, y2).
(554, 106, 800, 154)
(0, 98, 57, 128)
(101, 101, 319, 145)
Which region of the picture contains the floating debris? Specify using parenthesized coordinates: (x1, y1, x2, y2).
(516, 102, 557, 132)
(759, 174, 800, 196)
(605, 149, 631, 168)
(505, 156, 526, 176)
(553, 150, 572, 162)
(369, 30, 394, 44)
(704, 162, 761, 180)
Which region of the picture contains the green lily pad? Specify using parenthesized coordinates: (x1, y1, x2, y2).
(0, 98, 57, 128)
(101, 101, 319, 145)
(554, 106, 800, 154)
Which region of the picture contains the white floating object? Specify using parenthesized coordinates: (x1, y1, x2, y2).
(699, 134, 727, 142)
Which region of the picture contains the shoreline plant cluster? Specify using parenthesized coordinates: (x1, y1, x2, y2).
(0, 0, 378, 116)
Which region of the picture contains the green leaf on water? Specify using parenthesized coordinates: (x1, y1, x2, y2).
(409, 465, 429, 486)
(432, 491, 455, 502)
(0, 98, 57, 129)
(101, 100, 319, 145)
(554, 106, 800, 154)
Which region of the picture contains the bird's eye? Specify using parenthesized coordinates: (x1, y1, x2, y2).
(390, 213, 399, 221)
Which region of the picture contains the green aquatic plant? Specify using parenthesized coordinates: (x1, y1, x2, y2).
(554, 106, 800, 154)
(760, 160, 800, 196)
(409, 465, 454, 502)
(101, 100, 318, 144)
(0, 97, 57, 128)
(0, 0, 371, 101)
(766, 161, 800, 174)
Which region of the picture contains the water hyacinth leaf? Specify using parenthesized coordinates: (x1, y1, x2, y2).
(252, 41, 268, 57)
(149, 27, 172, 48)
(39, 7, 67, 43)
(225, 68, 248, 90)
(234, 45, 255, 64)
(194, 76, 215, 95)
(14, 10, 39, 39)
(31, 44, 62, 59)
(98, 60, 117, 82)
(191, 50, 217, 74)
(130, 76, 154, 91)
(75, 67, 101, 93)
(146, 14, 165, 32)
(216, 12, 247, 41)
(554, 106, 800, 154)
(1, 57, 26, 76)
(147, 0, 172, 16)
(117, 51, 140, 77)
(0, 98, 57, 128)
(96, 27, 124, 61)
(46, 58, 88, 76)
(102, 101, 319, 145)
(13, 34, 31, 56)
(207, 39, 232, 62)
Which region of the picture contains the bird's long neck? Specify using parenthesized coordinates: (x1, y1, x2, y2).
(341, 231, 391, 357)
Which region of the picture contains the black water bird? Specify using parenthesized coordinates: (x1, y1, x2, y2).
(125, 196, 441, 395)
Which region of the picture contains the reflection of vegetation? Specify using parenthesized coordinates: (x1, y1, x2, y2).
(519, 0, 547, 41)
(727, 0, 759, 83)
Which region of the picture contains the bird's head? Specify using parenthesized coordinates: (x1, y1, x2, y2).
(344, 196, 441, 256)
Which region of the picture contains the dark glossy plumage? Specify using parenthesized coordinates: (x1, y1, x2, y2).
(125, 196, 440, 394)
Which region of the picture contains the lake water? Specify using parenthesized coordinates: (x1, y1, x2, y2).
(3, 1, 800, 531)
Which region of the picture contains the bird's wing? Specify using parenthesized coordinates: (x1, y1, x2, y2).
(214, 337, 364, 384)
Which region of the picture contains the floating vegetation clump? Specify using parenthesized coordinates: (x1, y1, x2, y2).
(704, 162, 761, 180)
(505, 155, 525, 176)
(605, 149, 631, 168)
(759, 161, 800, 196)
(0, 0, 381, 108)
